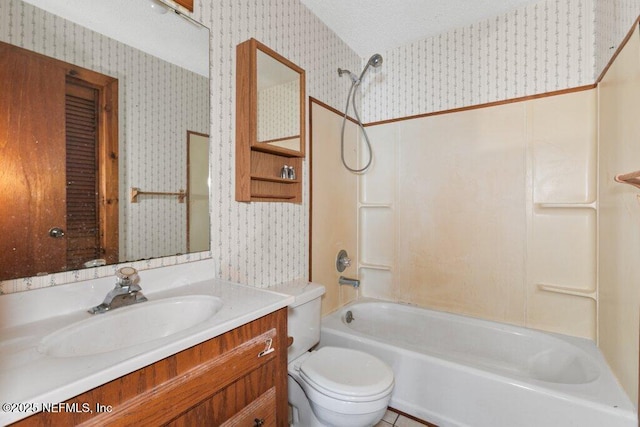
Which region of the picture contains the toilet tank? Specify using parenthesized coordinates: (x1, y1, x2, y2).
(270, 281, 325, 360)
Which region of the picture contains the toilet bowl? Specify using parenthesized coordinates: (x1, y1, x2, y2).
(288, 346, 394, 427)
(271, 279, 394, 427)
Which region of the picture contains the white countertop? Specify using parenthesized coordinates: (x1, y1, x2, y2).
(0, 260, 294, 425)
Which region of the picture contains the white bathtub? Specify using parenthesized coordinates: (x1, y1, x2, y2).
(320, 299, 636, 427)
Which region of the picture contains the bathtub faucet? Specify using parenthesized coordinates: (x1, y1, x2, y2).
(339, 276, 360, 288)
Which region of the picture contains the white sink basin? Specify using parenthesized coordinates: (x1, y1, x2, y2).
(38, 295, 223, 357)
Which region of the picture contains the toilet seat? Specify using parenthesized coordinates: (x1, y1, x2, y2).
(299, 347, 394, 402)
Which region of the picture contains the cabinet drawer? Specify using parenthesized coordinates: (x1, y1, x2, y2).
(220, 387, 276, 427)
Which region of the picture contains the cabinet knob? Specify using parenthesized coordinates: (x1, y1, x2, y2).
(254, 418, 265, 427)
(48, 227, 65, 238)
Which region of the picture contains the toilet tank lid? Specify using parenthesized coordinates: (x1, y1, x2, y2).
(269, 280, 325, 308)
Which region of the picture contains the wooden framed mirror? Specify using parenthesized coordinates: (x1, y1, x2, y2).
(236, 38, 305, 203)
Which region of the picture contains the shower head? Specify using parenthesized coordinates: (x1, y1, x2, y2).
(368, 53, 383, 68)
(358, 53, 383, 82)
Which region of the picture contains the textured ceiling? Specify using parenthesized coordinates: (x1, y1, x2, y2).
(300, 0, 542, 58)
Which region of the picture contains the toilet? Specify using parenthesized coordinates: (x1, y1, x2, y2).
(274, 282, 394, 427)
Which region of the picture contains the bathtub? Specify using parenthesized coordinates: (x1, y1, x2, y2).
(320, 299, 636, 427)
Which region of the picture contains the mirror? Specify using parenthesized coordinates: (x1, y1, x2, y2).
(0, 0, 210, 281)
(257, 49, 303, 153)
(242, 38, 305, 157)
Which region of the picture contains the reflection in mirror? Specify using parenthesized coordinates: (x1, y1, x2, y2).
(187, 131, 210, 252)
(257, 50, 301, 151)
(0, 0, 210, 281)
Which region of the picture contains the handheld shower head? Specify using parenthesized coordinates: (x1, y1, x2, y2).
(368, 53, 383, 68)
(358, 53, 383, 82)
(337, 54, 383, 173)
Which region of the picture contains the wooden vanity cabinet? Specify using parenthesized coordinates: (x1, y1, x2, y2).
(14, 309, 288, 427)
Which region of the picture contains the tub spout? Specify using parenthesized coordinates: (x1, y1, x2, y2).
(339, 276, 360, 288)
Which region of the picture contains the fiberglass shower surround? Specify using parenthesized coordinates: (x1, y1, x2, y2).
(338, 53, 383, 173)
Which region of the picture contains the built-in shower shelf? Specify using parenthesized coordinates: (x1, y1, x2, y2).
(536, 201, 596, 210)
(359, 203, 393, 209)
(537, 283, 596, 300)
(359, 262, 392, 271)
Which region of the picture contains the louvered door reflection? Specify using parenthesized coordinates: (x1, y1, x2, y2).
(65, 80, 101, 270)
(0, 42, 118, 280)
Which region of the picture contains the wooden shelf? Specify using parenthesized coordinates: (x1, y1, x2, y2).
(251, 143, 303, 158)
(251, 175, 300, 184)
(238, 152, 302, 202)
(237, 149, 303, 201)
(252, 194, 297, 200)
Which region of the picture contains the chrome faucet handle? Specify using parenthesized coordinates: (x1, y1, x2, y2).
(115, 266, 139, 286)
(88, 267, 146, 314)
(336, 250, 352, 272)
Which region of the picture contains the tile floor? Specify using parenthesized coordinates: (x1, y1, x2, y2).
(375, 409, 427, 427)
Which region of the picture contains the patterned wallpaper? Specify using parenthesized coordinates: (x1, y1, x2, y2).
(1, 0, 637, 294)
(361, 0, 594, 122)
(361, 0, 639, 123)
(595, 0, 640, 77)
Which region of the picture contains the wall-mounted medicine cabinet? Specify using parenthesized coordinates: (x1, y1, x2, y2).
(236, 38, 306, 203)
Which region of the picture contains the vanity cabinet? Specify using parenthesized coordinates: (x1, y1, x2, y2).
(236, 38, 305, 203)
(13, 309, 288, 426)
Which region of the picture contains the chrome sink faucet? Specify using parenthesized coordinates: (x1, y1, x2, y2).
(88, 267, 148, 314)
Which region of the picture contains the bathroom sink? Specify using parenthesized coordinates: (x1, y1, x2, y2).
(38, 295, 223, 357)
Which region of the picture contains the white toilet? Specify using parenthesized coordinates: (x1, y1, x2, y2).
(274, 282, 394, 427)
